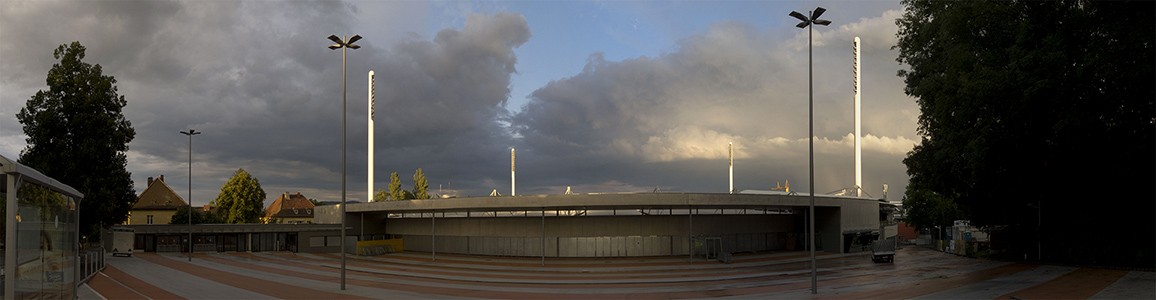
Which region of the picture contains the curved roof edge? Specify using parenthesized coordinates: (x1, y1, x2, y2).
(345, 192, 880, 213)
(0, 154, 85, 199)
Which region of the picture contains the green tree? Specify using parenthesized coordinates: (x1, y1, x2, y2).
(372, 188, 388, 202)
(900, 187, 960, 235)
(388, 172, 406, 200)
(896, 0, 1154, 266)
(170, 206, 223, 224)
(212, 168, 267, 223)
(412, 168, 430, 199)
(16, 41, 136, 240)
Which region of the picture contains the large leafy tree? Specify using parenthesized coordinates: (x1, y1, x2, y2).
(896, 0, 1154, 266)
(16, 41, 136, 240)
(900, 185, 960, 236)
(212, 168, 267, 223)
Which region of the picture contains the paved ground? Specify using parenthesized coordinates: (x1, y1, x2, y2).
(79, 246, 1154, 299)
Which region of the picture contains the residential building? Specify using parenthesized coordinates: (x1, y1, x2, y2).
(128, 175, 187, 225)
(263, 192, 316, 224)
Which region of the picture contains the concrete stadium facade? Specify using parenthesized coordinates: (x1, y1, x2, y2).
(316, 192, 883, 258)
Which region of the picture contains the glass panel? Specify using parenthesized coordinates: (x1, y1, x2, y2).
(14, 182, 77, 299)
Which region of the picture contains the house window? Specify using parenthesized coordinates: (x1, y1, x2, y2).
(147, 215, 154, 225)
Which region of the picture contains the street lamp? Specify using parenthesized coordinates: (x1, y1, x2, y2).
(179, 129, 200, 262)
(790, 6, 830, 295)
(327, 33, 361, 291)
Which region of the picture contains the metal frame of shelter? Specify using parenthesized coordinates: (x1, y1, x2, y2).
(2, 154, 85, 299)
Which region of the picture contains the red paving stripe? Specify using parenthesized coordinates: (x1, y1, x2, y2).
(98, 264, 187, 300)
(107, 247, 984, 299)
(339, 255, 792, 280)
(135, 253, 370, 300)
(217, 251, 929, 298)
(277, 251, 869, 286)
(86, 272, 149, 300)
(213, 251, 811, 297)
(820, 263, 1037, 299)
(311, 251, 844, 279)
(997, 267, 1128, 300)
(332, 250, 828, 269)
(229, 251, 833, 289)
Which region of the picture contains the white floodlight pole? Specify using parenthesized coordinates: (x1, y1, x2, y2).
(368, 70, 375, 202)
(854, 37, 862, 198)
(729, 142, 734, 194)
(511, 148, 516, 196)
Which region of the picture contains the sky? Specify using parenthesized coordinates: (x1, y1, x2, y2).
(0, 0, 919, 207)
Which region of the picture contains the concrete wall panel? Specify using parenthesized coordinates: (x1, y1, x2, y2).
(331, 193, 882, 258)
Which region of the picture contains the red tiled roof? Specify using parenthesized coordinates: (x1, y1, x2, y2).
(264, 192, 316, 219)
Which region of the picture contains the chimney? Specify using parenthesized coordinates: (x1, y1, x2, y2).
(147, 177, 154, 186)
(158, 175, 165, 182)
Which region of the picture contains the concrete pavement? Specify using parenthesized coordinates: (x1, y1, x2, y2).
(80, 247, 1155, 299)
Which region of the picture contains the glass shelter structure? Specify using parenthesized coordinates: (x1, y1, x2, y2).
(2, 154, 84, 299)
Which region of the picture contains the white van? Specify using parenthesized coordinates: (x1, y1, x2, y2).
(111, 227, 134, 257)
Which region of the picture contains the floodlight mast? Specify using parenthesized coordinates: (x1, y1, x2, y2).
(789, 6, 830, 295)
(179, 129, 200, 262)
(327, 33, 361, 291)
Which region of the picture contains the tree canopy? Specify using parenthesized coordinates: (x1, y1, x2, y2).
(373, 188, 388, 202)
(412, 168, 430, 199)
(896, 0, 1154, 266)
(382, 169, 433, 200)
(16, 41, 136, 239)
(170, 206, 223, 225)
(388, 172, 405, 200)
(212, 168, 267, 223)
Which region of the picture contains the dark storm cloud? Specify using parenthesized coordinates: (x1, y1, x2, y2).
(2, 1, 912, 204)
(5, 0, 370, 203)
(363, 13, 530, 198)
(513, 17, 915, 196)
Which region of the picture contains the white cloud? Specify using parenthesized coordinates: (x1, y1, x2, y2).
(814, 133, 917, 155)
(789, 9, 902, 52)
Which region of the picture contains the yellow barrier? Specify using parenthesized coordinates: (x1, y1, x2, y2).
(355, 239, 403, 256)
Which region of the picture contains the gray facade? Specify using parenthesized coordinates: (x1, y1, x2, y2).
(317, 193, 882, 258)
(123, 223, 343, 253)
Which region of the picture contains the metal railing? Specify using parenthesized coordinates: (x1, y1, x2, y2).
(78, 248, 105, 284)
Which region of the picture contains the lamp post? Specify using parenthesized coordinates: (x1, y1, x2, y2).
(790, 7, 830, 295)
(327, 33, 361, 291)
(179, 129, 200, 262)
